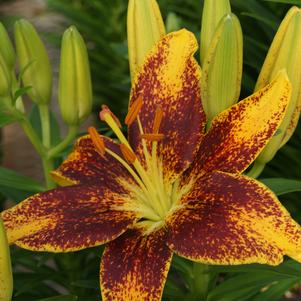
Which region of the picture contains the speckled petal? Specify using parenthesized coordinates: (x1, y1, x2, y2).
(100, 228, 172, 301)
(2, 185, 136, 252)
(186, 72, 291, 178)
(51, 134, 133, 193)
(167, 171, 301, 265)
(129, 29, 206, 182)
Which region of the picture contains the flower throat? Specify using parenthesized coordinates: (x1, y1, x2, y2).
(88, 99, 185, 233)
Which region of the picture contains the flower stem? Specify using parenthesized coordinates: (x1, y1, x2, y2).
(246, 161, 266, 178)
(186, 263, 212, 301)
(38, 104, 51, 148)
(17, 109, 55, 189)
(48, 125, 78, 158)
(41, 157, 56, 189)
(19, 116, 46, 158)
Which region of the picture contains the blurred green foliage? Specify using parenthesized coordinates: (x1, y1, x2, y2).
(47, 0, 297, 114)
(47, 0, 301, 185)
(47, 0, 130, 116)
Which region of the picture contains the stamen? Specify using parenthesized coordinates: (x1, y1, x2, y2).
(99, 105, 122, 128)
(153, 106, 163, 134)
(120, 143, 137, 164)
(99, 105, 130, 148)
(88, 127, 105, 156)
(140, 133, 164, 141)
(125, 97, 143, 125)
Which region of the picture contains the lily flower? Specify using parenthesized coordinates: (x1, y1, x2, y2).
(2, 30, 301, 301)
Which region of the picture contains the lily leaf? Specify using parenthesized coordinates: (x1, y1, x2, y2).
(251, 278, 299, 301)
(12, 86, 32, 104)
(264, 0, 301, 5)
(29, 104, 61, 146)
(37, 295, 78, 301)
(261, 178, 301, 195)
(0, 167, 44, 192)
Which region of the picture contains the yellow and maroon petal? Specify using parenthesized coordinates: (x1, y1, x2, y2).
(186, 71, 291, 178)
(128, 29, 206, 182)
(100, 228, 172, 301)
(2, 185, 136, 252)
(52, 135, 133, 193)
(167, 171, 301, 265)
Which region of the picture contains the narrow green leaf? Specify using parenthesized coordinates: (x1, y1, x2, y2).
(251, 278, 299, 301)
(241, 12, 278, 28)
(29, 104, 61, 146)
(12, 86, 32, 103)
(264, 0, 301, 5)
(210, 260, 301, 278)
(0, 186, 33, 203)
(208, 273, 291, 301)
(261, 178, 301, 195)
(0, 167, 43, 192)
(37, 295, 78, 301)
(70, 279, 98, 289)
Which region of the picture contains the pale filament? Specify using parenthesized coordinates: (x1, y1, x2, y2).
(91, 103, 173, 220)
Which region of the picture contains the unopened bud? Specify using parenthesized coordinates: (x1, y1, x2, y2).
(58, 26, 92, 125)
(127, 0, 165, 80)
(201, 13, 243, 123)
(255, 7, 301, 164)
(14, 19, 52, 104)
(0, 52, 11, 97)
(200, 0, 231, 65)
(0, 22, 16, 71)
(166, 12, 181, 33)
(0, 218, 13, 301)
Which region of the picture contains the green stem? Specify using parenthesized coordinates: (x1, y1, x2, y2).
(19, 116, 55, 188)
(19, 117, 46, 158)
(15, 108, 55, 188)
(42, 157, 55, 189)
(38, 104, 51, 148)
(246, 161, 266, 178)
(48, 125, 78, 159)
(186, 263, 211, 301)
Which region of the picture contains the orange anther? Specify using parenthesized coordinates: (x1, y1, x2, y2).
(99, 105, 122, 128)
(153, 106, 163, 134)
(140, 133, 164, 141)
(125, 97, 143, 125)
(120, 144, 137, 164)
(88, 127, 105, 156)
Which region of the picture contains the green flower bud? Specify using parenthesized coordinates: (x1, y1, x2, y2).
(0, 52, 12, 97)
(200, 0, 231, 65)
(0, 218, 13, 301)
(58, 26, 92, 126)
(201, 14, 243, 123)
(127, 0, 165, 80)
(255, 7, 301, 165)
(166, 12, 181, 33)
(0, 22, 16, 71)
(14, 19, 52, 104)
